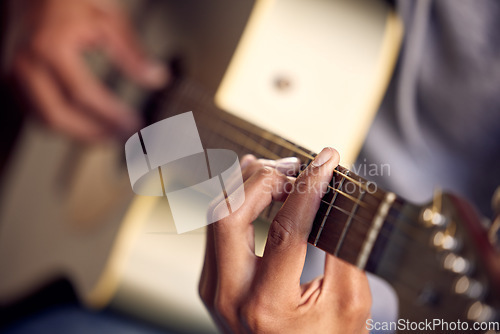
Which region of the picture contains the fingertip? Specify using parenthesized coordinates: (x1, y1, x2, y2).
(240, 154, 257, 169)
(276, 157, 301, 176)
(311, 147, 339, 168)
(329, 148, 340, 166)
(278, 156, 301, 163)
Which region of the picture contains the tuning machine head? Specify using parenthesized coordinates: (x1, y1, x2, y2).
(432, 230, 461, 251)
(443, 253, 472, 275)
(454, 276, 485, 299)
(421, 187, 449, 228)
(467, 301, 497, 323)
(422, 207, 447, 227)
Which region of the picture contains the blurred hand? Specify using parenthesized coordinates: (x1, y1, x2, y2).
(199, 148, 372, 334)
(10, 0, 168, 142)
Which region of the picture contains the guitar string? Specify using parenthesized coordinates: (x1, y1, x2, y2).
(159, 81, 441, 295)
(205, 118, 436, 272)
(198, 115, 419, 227)
(169, 110, 429, 268)
(166, 104, 422, 243)
(315, 200, 440, 296)
(169, 78, 390, 202)
(216, 110, 390, 202)
(205, 99, 392, 201)
(196, 110, 387, 208)
(205, 110, 410, 213)
(161, 81, 422, 234)
(161, 79, 425, 243)
(319, 199, 432, 258)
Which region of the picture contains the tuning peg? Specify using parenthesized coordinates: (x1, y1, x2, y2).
(433, 231, 461, 251)
(454, 276, 484, 299)
(422, 207, 447, 227)
(467, 301, 496, 323)
(421, 188, 448, 227)
(443, 253, 472, 275)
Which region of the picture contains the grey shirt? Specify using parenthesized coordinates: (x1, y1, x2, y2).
(358, 0, 500, 217)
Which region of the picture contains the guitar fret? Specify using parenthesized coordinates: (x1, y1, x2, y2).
(154, 78, 411, 275)
(334, 187, 365, 256)
(356, 192, 396, 269)
(154, 78, 431, 293)
(303, 158, 313, 172)
(313, 170, 346, 246)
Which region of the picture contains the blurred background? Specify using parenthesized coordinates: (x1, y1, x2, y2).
(0, 0, 256, 332)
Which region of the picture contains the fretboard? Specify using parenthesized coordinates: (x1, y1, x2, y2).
(148, 77, 408, 272)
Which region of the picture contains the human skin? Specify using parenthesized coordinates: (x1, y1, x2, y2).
(8, 0, 168, 142)
(199, 148, 372, 333)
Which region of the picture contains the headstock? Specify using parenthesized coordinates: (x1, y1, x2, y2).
(374, 190, 500, 332)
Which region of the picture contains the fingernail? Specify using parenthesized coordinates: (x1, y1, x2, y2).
(278, 157, 301, 164)
(276, 157, 301, 175)
(145, 62, 169, 88)
(311, 147, 334, 167)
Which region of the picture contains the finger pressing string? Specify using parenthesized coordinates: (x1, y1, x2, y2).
(255, 147, 339, 302)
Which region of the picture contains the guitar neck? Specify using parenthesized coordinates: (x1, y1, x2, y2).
(308, 165, 419, 273)
(149, 77, 420, 274)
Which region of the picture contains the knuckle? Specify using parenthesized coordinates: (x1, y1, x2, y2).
(240, 299, 274, 333)
(243, 161, 265, 180)
(338, 292, 372, 321)
(255, 166, 274, 179)
(267, 215, 295, 250)
(250, 166, 276, 191)
(240, 154, 256, 166)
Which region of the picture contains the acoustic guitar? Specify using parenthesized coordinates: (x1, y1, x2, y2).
(1, 0, 499, 333)
(127, 75, 500, 333)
